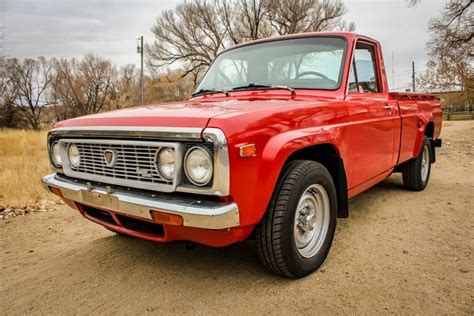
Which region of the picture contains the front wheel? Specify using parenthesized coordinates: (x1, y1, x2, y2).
(402, 137, 432, 191)
(255, 160, 337, 278)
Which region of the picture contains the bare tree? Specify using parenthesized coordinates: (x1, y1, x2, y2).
(52, 54, 117, 117)
(110, 64, 140, 109)
(147, 0, 355, 81)
(406, 0, 420, 7)
(1, 57, 23, 128)
(147, 1, 227, 81)
(218, 0, 273, 44)
(0, 55, 7, 100)
(4, 57, 53, 129)
(429, 0, 473, 50)
(417, 0, 473, 92)
(146, 69, 194, 103)
(268, 0, 354, 35)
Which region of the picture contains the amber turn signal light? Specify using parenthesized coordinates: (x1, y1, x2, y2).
(150, 210, 183, 226)
(50, 187, 64, 198)
(239, 144, 256, 157)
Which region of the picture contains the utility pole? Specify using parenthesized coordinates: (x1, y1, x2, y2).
(137, 36, 144, 106)
(411, 61, 416, 92)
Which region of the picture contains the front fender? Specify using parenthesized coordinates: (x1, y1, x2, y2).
(260, 126, 342, 188)
(239, 126, 344, 225)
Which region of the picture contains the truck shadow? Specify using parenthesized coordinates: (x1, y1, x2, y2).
(54, 174, 416, 291)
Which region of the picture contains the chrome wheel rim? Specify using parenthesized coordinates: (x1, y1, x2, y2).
(421, 145, 430, 182)
(293, 184, 330, 258)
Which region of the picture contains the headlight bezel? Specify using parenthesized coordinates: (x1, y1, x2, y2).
(68, 143, 81, 168)
(155, 147, 176, 181)
(184, 146, 214, 187)
(50, 141, 62, 168)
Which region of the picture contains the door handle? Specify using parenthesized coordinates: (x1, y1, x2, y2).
(384, 105, 393, 110)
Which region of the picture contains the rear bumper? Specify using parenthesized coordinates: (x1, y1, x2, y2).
(42, 173, 240, 230)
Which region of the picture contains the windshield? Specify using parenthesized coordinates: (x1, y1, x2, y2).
(195, 37, 347, 94)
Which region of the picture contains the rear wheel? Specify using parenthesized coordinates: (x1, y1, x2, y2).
(255, 160, 337, 278)
(402, 137, 432, 191)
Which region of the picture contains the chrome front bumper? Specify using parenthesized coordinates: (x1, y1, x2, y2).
(42, 173, 239, 230)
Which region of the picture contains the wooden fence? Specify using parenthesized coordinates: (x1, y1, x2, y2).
(443, 104, 474, 121)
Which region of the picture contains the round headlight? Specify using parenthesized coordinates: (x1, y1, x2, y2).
(68, 144, 81, 168)
(184, 147, 213, 186)
(51, 141, 62, 167)
(157, 148, 176, 180)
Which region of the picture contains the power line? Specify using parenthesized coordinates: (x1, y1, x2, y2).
(392, 85, 411, 91)
(4, 38, 136, 44)
(391, 72, 413, 78)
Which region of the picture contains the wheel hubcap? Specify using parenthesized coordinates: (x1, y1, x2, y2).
(294, 184, 330, 258)
(421, 145, 430, 182)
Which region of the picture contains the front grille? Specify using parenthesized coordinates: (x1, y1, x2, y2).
(74, 142, 169, 183)
(59, 139, 180, 192)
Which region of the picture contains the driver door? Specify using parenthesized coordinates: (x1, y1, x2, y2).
(345, 41, 399, 188)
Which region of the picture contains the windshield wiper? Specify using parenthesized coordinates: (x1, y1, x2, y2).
(231, 83, 296, 95)
(191, 88, 229, 97)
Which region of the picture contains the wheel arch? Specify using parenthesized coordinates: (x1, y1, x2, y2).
(424, 121, 436, 163)
(425, 121, 435, 139)
(413, 120, 436, 157)
(283, 143, 349, 218)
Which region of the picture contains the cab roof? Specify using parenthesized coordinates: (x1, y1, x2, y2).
(219, 32, 379, 55)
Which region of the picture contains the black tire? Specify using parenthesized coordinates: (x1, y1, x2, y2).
(402, 136, 432, 191)
(255, 160, 337, 278)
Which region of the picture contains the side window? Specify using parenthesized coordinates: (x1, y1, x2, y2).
(349, 43, 380, 93)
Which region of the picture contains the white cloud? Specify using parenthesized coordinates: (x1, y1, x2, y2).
(345, 0, 445, 90)
(3, 0, 445, 90)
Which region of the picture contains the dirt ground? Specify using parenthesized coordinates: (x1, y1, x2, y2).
(1, 121, 473, 315)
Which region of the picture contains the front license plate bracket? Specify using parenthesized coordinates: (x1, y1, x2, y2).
(81, 190, 119, 210)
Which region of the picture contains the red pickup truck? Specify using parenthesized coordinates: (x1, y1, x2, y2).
(43, 32, 442, 278)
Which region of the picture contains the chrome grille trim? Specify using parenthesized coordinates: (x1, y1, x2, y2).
(58, 139, 183, 193)
(47, 127, 230, 196)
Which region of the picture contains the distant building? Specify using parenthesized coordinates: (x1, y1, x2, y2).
(432, 89, 473, 112)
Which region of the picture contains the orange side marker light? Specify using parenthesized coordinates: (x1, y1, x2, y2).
(50, 187, 64, 198)
(239, 144, 256, 158)
(150, 210, 183, 226)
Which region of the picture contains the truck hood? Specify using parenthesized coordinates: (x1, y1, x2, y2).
(55, 97, 337, 131)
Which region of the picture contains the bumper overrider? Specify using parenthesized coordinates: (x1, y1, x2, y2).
(42, 173, 245, 247)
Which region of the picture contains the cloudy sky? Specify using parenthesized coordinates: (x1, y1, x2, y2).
(1, 0, 445, 91)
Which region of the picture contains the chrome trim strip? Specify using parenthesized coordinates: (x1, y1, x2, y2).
(177, 128, 230, 196)
(47, 126, 231, 196)
(42, 173, 239, 230)
(49, 126, 202, 141)
(183, 146, 214, 187)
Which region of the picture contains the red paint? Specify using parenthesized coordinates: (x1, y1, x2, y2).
(53, 32, 442, 247)
(73, 202, 251, 247)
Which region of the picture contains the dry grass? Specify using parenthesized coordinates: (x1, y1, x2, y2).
(0, 129, 56, 209)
